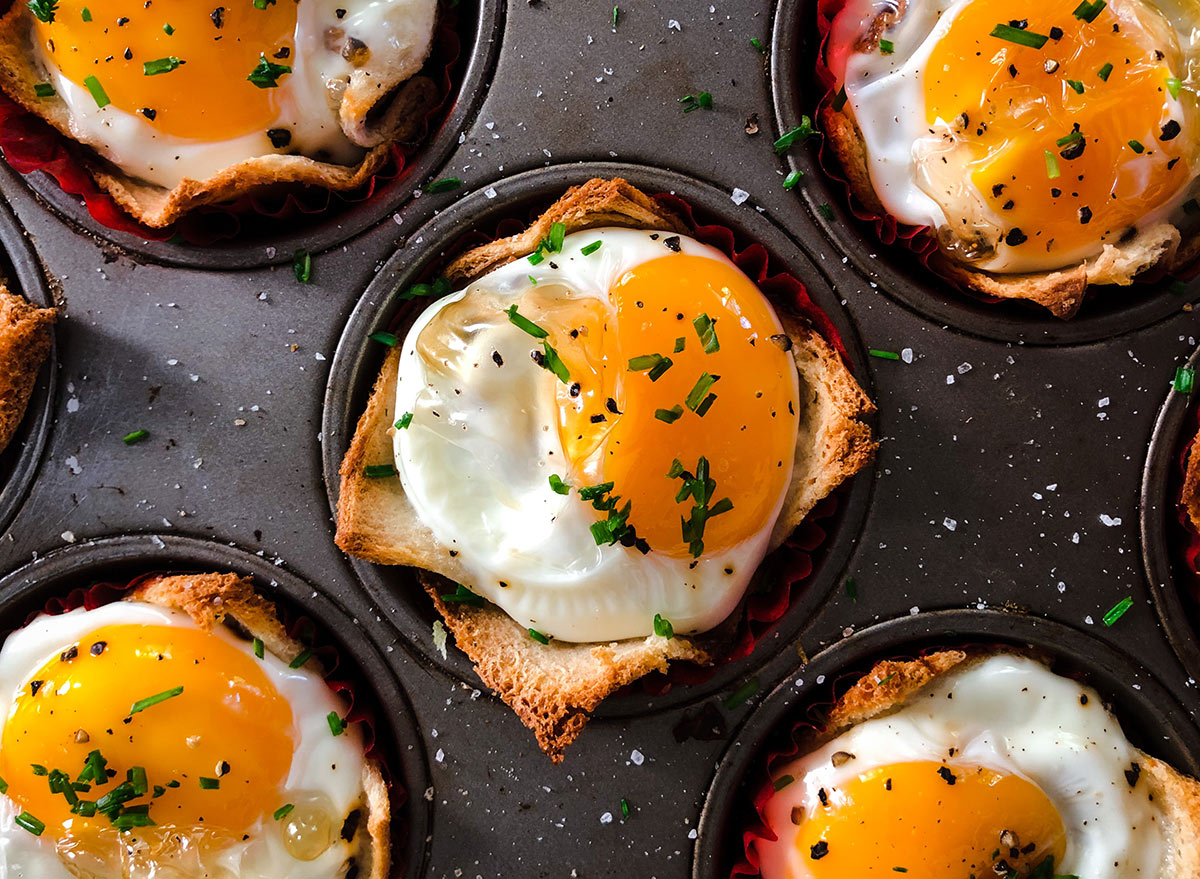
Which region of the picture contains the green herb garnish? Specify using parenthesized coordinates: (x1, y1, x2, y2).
(122, 429, 148, 445)
(288, 649, 312, 669)
(528, 628, 550, 645)
(783, 170, 803, 190)
(327, 711, 346, 736)
(247, 55, 291, 88)
(15, 811, 44, 836)
(653, 613, 674, 639)
(198, 777, 220, 790)
(685, 372, 720, 411)
(1097, 63, 1114, 81)
(1073, 0, 1106, 21)
(1102, 596, 1133, 626)
(364, 463, 398, 478)
(680, 92, 714, 113)
(581, 240, 602, 256)
(989, 24, 1049, 48)
(504, 304, 549, 339)
(143, 56, 182, 76)
(723, 677, 759, 709)
(441, 584, 484, 605)
(549, 474, 571, 495)
(774, 117, 814, 154)
(424, 177, 461, 194)
(1174, 366, 1195, 394)
(395, 412, 414, 430)
(655, 405, 683, 423)
(869, 349, 900, 360)
(128, 686, 183, 716)
(83, 75, 109, 108)
(274, 803, 295, 820)
(26, 0, 56, 22)
(33, 83, 55, 98)
(693, 313, 720, 353)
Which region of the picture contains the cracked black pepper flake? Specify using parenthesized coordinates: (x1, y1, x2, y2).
(141, 107, 157, 120)
(492, 350, 503, 367)
(30, 680, 44, 696)
(810, 841, 829, 860)
(663, 236, 681, 252)
(60, 645, 78, 662)
(1125, 762, 1141, 788)
(1005, 228, 1028, 246)
(590, 414, 606, 423)
(817, 787, 828, 806)
(1078, 206, 1093, 224)
(1049, 25, 1064, 39)
(937, 766, 957, 785)
(210, 6, 223, 26)
(1160, 120, 1181, 141)
(91, 641, 107, 655)
(267, 128, 291, 148)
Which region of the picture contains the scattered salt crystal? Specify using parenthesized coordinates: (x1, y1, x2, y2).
(1071, 532, 1080, 543)
(909, 606, 920, 615)
(432, 620, 448, 659)
(900, 347, 913, 363)
(484, 187, 497, 199)
(61, 531, 76, 543)
(1084, 615, 1094, 625)
(65, 456, 82, 475)
(946, 375, 955, 385)
(67, 397, 80, 414)
(730, 188, 751, 206)
(668, 19, 681, 29)
(600, 812, 613, 824)
(943, 517, 957, 531)
(956, 362, 972, 375)
(1098, 397, 1109, 407)
(1057, 581, 1066, 593)
(1098, 514, 1121, 527)
(630, 749, 644, 766)
(314, 353, 326, 361)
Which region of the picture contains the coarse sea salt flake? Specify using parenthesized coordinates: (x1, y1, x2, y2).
(731, 188, 750, 205)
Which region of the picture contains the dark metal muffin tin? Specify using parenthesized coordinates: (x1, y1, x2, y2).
(0, 0, 1197, 877)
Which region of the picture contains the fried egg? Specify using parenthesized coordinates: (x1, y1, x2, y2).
(756, 654, 1166, 878)
(25, 0, 436, 187)
(392, 228, 802, 643)
(0, 601, 367, 878)
(828, 0, 1199, 273)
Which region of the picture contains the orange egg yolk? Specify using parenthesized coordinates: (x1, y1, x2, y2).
(923, 0, 1192, 258)
(792, 761, 1068, 878)
(526, 253, 800, 558)
(33, 0, 295, 140)
(1, 623, 294, 858)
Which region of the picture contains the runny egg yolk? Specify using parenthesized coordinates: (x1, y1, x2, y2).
(542, 253, 799, 558)
(793, 761, 1068, 877)
(924, 0, 1191, 258)
(33, 0, 295, 140)
(1, 623, 293, 856)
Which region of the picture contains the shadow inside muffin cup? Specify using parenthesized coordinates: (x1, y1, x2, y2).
(1141, 342, 1200, 684)
(321, 160, 876, 718)
(0, 0, 503, 270)
(0, 195, 56, 540)
(768, 0, 1197, 346)
(0, 533, 432, 879)
(692, 608, 1200, 879)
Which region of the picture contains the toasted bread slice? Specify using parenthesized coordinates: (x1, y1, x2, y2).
(799, 650, 1200, 877)
(0, 6, 438, 228)
(335, 178, 876, 761)
(819, 101, 1193, 320)
(127, 573, 390, 879)
(0, 285, 54, 456)
(1182, 431, 1200, 534)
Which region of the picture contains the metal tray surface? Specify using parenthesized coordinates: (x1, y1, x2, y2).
(0, 1, 1196, 878)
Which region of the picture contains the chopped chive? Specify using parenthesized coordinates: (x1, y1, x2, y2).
(327, 711, 346, 736)
(398, 277, 450, 301)
(441, 583, 484, 605)
(25, 0, 56, 22)
(1065, 79, 1085, 94)
(1097, 63, 1114, 81)
(166, 780, 179, 788)
(620, 797, 630, 818)
(247, 55, 291, 89)
(1102, 595, 1133, 626)
(33, 83, 55, 98)
(395, 412, 414, 430)
(546, 222, 566, 254)
(693, 313, 720, 353)
(655, 405, 683, 423)
(723, 677, 759, 709)
(198, 777, 220, 790)
(0, 776, 7, 794)
(128, 686, 183, 716)
(31, 765, 47, 776)
(162, 22, 173, 33)
(694, 393, 717, 417)
(879, 39, 894, 54)
(773, 117, 814, 154)
(369, 331, 398, 347)
(580, 240, 602, 256)
(424, 177, 462, 194)
(527, 250, 544, 266)
(783, 170, 803, 190)
(1128, 140, 1145, 154)
(15, 812, 44, 836)
(549, 474, 571, 495)
(680, 92, 714, 113)
(893, 869, 908, 873)
(252, 637, 264, 659)
(685, 372, 720, 411)
(653, 613, 674, 639)
(274, 803, 295, 820)
(504, 304, 549, 339)
(122, 429, 149, 445)
(127, 766, 147, 796)
(989, 24, 1049, 49)
(773, 774, 795, 791)
(868, 349, 900, 360)
(1073, 0, 1106, 21)
(142, 56, 181, 76)
(817, 203, 835, 220)
(845, 577, 858, 601)
(80, 5, 90, 18)
(1056, 131, 1083, 147)
(673, 336, 686, 353)
(364, 463, 397, 478)
(1167, 77, 1183, 100)
(751, 36, 765, 54)
(1174, 366, 1195, 394)
(527, 628, 550, 645)
(293, 249, 312, 283)
(82, 75, 109, 108)
(540, 342, 570, 383)
(612, 5, 619, 26)
(1045, 149, 1061, 179)
(289, 649, 312, 669)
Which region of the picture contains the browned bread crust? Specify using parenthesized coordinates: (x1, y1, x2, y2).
(1183, 431, 1200, 534)
(0, 286, 54, 456)
(803, 650, 1200, 875)
(335, 177, 876, 761)
(0, 7, 437, 228)
(819, 95, 1192, 320)
(128, 573, 390, 879)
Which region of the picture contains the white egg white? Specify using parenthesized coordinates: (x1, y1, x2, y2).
(33, 0, 436, 189)
(757, 655, 1167, 879)
(393, 228, 797, 644)
(0, 601, 367, 879)
(829, 0, 1199, 273)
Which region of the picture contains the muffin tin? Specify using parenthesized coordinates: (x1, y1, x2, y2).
(0, 0, 1197, 877)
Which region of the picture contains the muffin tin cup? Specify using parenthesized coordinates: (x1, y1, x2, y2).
(0, 533, 433, 879)
(1141, 342, 1200, 682)
(0, 193, 56, 538)
(768, 0, 1195, 346)
(692, 608, 1200, 879)
(1, 0, 503, 270)
(322, 160, 877, 717)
